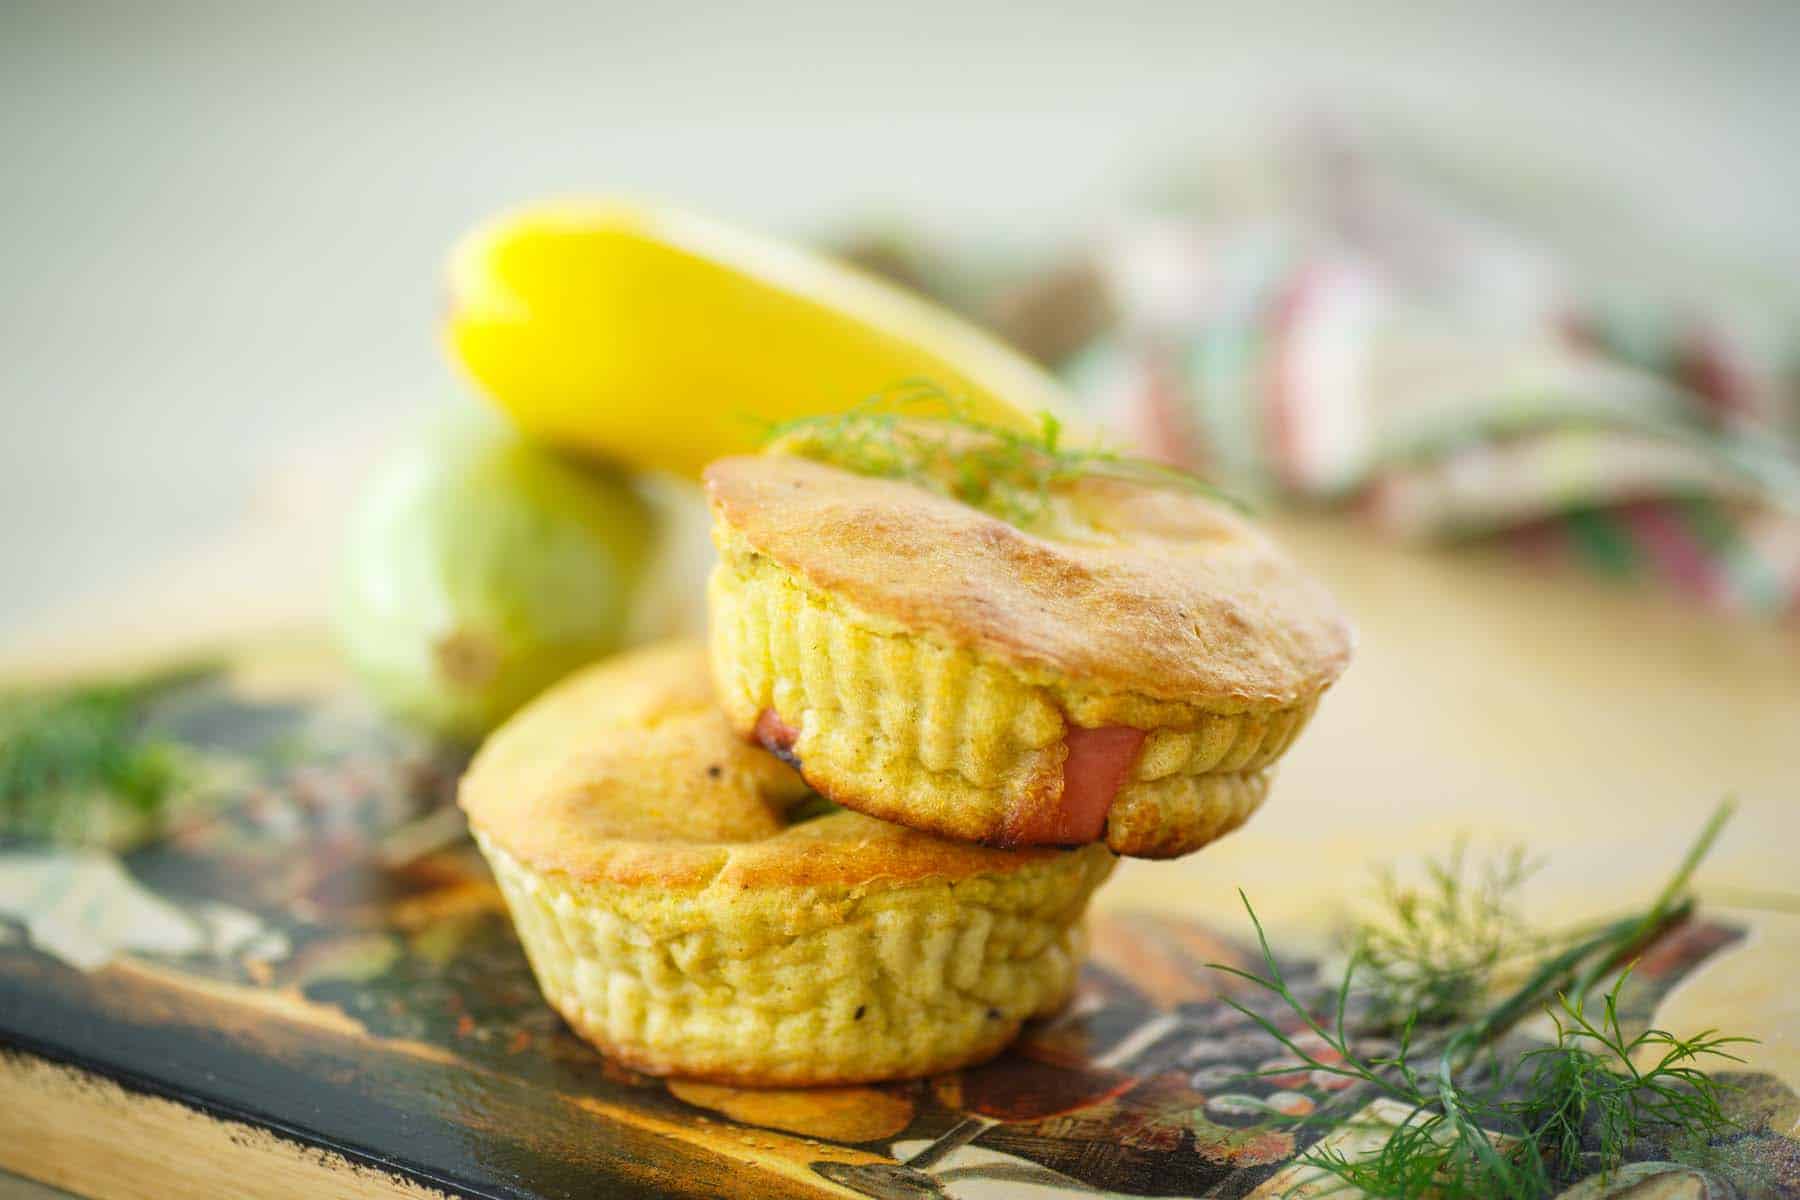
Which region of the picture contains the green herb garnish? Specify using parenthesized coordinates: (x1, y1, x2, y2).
(1352, 839, 1543, 1031)
(1518, 977, 1749, 1184)
(0, 667, 208, 846)
(1214, 801, 1751, 1198)
(761, 380, 1244, 529)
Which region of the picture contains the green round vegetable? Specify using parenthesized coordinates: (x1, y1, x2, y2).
(335, 418, 653, 740)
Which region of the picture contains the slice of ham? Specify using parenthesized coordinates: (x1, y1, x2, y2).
(1007, 725, 1146, 846)
(753, 710, 803, 769)
(754, 709, 800, 751)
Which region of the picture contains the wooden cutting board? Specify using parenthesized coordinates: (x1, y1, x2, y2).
(0, 648, 1795, 1199)
(3, 447, 1797, 1198)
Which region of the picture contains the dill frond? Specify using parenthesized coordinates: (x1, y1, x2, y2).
(1211, 897, 1542, 1199)
(1352, 840, 1542, 1031)
(0, 667, 209, 845)
(759, 380, 1244, 530)
(1517, 973, 1750, 1182)
(1210, 800, 1751, 1199)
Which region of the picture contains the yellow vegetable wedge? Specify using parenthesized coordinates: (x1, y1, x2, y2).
(445, 201, 1074, 478)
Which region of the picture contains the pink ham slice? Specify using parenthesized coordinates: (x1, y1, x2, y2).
(753, 710, 802, 768)
(754, 709, 800, 751)
(1007, 725, 1146, 846)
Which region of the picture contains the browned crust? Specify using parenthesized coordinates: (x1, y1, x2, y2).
(704, 454, 1353, 708)
(552, 993, 1060, 1088)
(459, 642, 1078, 889)
(1102, 769, 1271, 858)
(996, 779, 1067, 849)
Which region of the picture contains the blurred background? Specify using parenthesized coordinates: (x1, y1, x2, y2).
(2, 1, 1798, 917)
(5, 0, 1800, 649)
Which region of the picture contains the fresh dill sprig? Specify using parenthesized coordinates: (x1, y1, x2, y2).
(1352, 840, 1542, 1031)
(1211, 800, 1750, 1199)
(0, 667, 209, 845)
(1519, 975, 1750, 1181)
(760, 380, 1245, 529)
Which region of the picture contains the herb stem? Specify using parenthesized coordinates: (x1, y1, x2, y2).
(1212, 800, 1746, 1198)
(759, 382, 1246, 528)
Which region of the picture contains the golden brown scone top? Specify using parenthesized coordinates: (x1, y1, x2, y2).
(705, 454, 1352, 708)
(459, 641, 1084, 889)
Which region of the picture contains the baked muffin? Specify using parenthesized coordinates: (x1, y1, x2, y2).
(705, 424, 1351, 858)
(460, 640, 1113, 1086)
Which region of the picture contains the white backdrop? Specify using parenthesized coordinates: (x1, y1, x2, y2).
(4, 0, 1797, 646)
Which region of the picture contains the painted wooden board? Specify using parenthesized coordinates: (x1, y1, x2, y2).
(1, 657, 1794, 1198)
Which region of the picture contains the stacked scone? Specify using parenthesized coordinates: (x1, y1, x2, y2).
(462, 420, 1351, 1085)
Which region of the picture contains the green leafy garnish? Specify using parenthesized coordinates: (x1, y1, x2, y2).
(1352, 840, 1542, 1031)
(0, 667, 209, 845)
(1519, 978, 1749, 1183)
(1214, 801, 1751, 1198)
(761, 380, 1244, 529)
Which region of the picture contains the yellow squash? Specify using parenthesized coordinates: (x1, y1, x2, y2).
(445, 201, 1072, 478)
